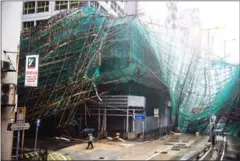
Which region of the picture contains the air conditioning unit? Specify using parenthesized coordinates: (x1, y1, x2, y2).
(1, 83, 16, 107)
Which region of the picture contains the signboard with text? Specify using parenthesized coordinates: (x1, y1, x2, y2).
(24, 55, 39, 87)
(134, 113, 146, 120)
(10, 123, 30, 131)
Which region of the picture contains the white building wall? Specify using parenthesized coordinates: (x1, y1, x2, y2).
(1, 2, 23, 159)
(2, 2, 22, 84)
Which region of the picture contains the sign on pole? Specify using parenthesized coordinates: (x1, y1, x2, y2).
(133, 113, 145, 120)
(24, 55, 39, 87)
(10, 123, 30, 131)
(154, 108, 159, 117)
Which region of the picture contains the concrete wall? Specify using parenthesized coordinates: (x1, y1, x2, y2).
(1, 1, 23, 160)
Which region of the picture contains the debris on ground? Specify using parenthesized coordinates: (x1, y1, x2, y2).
(54, 137, 71, 142)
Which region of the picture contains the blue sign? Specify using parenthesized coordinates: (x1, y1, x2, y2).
(36, 119, 40, 127)
(134, 113, 145, 120)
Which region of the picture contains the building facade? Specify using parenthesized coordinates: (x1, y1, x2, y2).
(1, 1, 23, 159)
(22, 1, 125, 30)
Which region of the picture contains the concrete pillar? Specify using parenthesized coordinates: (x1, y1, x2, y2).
(1, 108, 14, 160)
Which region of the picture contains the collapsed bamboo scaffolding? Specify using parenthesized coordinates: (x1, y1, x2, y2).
(18, 7, 239, 134)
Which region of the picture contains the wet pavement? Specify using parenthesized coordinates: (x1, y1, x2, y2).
(56, 134, 209, 160)
(223, 136, 240, 161)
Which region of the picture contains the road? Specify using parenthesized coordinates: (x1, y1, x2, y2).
(57, 134, 209, 160)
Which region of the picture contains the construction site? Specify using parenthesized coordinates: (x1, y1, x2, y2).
(1, 1, 240, 160)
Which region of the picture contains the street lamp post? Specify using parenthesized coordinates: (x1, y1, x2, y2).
(201, 26, 225, 143)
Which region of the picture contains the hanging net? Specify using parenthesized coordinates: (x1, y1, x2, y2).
(18, 7, 240, 135)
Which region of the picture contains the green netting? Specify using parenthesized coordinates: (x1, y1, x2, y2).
(18, 7, 240, 134)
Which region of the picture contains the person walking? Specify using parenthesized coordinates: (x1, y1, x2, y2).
(86, 133, 94, 149)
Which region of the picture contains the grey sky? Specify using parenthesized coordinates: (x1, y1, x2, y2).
(138, 1, 239, 63)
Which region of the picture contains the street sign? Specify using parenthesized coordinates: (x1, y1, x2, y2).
(10, 123, 30, 131)
(134, 113, 145, 120)
(154, 108, 159, 117)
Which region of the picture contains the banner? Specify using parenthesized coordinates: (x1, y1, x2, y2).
(24, 55, 39, 87)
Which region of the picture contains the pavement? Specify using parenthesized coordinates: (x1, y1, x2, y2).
(223, 136, 240, 161)
(56, 134, 209, 160)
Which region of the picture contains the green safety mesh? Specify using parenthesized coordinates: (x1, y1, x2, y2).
(18, 7, 240, 134)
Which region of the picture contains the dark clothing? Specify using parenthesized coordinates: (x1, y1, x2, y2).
(87, 141, 94, 149)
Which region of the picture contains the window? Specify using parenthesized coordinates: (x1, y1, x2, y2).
(23, 1, 35, 14)
(37, 1, 49, 13)
(70, 1, 81, 8)
(55, 1, 68, 10)
(90, 1, 100, 9)
(23, 21, 34, 30)
(36, 19, 47, 26)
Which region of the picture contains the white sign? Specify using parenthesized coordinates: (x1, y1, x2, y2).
(24, 55, 39, 87)
(10, 123, 30, 131)
(127, 96, 146, 108)
(16, 114, 24, 122)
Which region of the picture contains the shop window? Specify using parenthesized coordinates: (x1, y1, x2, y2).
(37, 1, 49, 13)
(23, 1, 35, 14)
(55, 1, 68, 10)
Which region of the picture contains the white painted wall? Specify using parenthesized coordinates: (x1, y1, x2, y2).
(2, 2, 22, 83)
(1, 1, 23, 160)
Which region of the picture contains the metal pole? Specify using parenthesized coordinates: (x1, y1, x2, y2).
(207, 29, 212, 142)
(34, 119, 40, 151)
(126, 109, 129, 132)
(142, 120, 145, 139)
(132, 109, 135, 132)
(16, 131, 20, 160)
(98, 107, 101, 131)
(224, 40, 226, 58)
(34, 125, 39, 151)
(85, 103, 87, 127)
(104, 107, 107, 132)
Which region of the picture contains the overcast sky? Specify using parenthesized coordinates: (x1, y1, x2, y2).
(138, 1, 239, 64)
